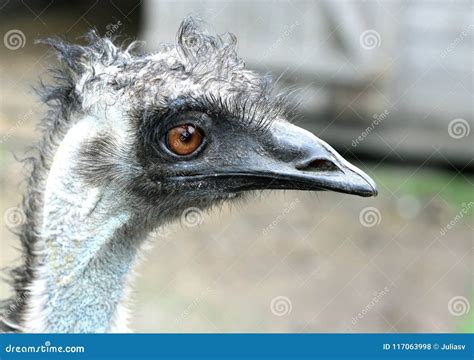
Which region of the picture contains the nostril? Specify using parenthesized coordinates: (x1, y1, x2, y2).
(297, 159, 340, 172)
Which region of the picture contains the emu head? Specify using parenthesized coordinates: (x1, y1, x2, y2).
(45, 18, 376, 228)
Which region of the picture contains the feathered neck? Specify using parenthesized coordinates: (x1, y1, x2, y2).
(21, 117, 144, 332)
(0, 34, 143, 331)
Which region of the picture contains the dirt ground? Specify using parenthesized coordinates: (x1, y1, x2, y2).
(1, 43, 472, 334)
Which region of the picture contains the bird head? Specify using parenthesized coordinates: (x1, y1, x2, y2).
(44, 17, 376, 224)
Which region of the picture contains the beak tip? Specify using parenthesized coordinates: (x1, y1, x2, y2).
(373, 187, 379, 197)
(367, 187, 378, 197)
(364, 177, 378, 197)
(344, 169, 377, 197)
(361, 175, 378, 198)
(353, 182, 378, 197)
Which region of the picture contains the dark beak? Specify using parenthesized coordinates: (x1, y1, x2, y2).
(167, 120, 377, 198)
(234, 120, 378, 197)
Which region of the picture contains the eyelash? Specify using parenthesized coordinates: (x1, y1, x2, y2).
(188, 94, 272, 132)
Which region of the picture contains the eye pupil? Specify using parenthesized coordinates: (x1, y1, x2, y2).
(166, 124, 203, 156)
(179, 126, 194, 142)
(180, 132, 190, 142)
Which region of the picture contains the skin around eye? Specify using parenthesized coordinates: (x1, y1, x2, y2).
(166, 124, 203, 155)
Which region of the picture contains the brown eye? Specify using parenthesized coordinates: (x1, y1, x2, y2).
(166, 124, 203, 156)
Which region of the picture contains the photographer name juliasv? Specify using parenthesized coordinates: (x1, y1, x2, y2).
(382, 343, 466, 351)
(438, 344, 466, 350)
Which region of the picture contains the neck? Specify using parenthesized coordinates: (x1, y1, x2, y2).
(24, 118, 146, 333)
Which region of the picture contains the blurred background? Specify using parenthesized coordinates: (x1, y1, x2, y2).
(0, 0, 472, 333)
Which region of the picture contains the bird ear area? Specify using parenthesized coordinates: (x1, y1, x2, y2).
(75, 134, 136, 187)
